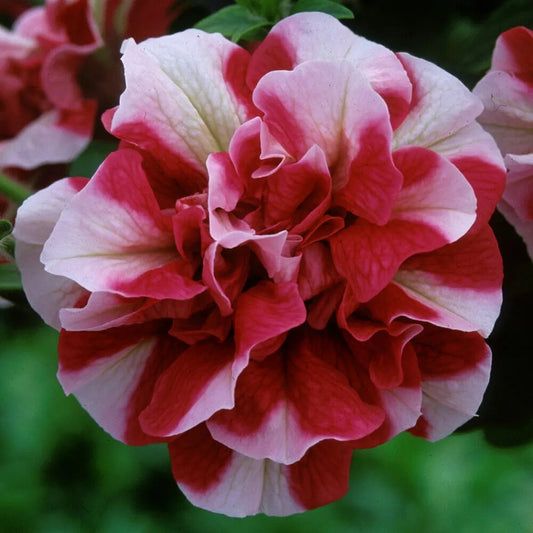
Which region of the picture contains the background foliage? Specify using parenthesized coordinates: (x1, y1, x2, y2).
(1, 0, 532, 531)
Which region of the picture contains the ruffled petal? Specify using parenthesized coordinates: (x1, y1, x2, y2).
(58, 324, 179, 445)
(169, 425, 353, 516)
(107, 31, 254, 189)
(247, 12, 412, 128)
(330, 146, 476, 302)
(393, 226, 503, 337)
(409, 326, 491, 441)
(0, 106, 95, 169)
(41, 149, 198, 299)
(253, 60, 402, 223)
(14, 177, 88, 329)
(430, 122, 506, 230)
(393, 53, 483, 149)
(498, 153, 533, 260)
(139, 340, 236, 437)
(208, 332, 383, 464)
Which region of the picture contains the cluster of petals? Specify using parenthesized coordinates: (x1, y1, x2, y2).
(15, 13, 505, 516)
(474, 26, 533, 260)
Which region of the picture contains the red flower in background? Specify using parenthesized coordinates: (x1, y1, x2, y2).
(0, 0, 181, 218)
(474, 26, 533, 261)
(0, 0, 100, 171)
(14, 13, 505, 516)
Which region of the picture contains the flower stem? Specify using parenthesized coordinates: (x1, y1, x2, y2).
(0, 173, 32, 204)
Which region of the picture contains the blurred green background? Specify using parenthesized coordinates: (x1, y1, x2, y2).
(2, 0, 533, 531)
(1, 312, 532, 532)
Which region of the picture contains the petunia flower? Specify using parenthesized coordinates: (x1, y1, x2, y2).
(14, 12, 505, 517)
(474, 26, 533, 260)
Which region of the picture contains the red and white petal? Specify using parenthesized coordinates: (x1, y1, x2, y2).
(169, 425, 353, 517)
(202, 243, 250, 315)
(253, 60, 402, 223)
(228, 117, 262, 180)
(207, 338, 383, 464)
(41, 150, 187, 298)
(330, 147, 476, 302)
(14, 177, 87, 247)
(491, 26, 533, 72)
(139, 340, 236, 437)
(232, 281, 306, 375)
(298, 242, 342, 301)
(392, 146, 476, 241)
(59, 290, 208, 332)
(474, 72, 533, 155)
(472, 28, 533, 155)
(14, 178, 88, 329)
(207, 151, 245, 225)
(247, 12, 412, 128)
(0, 24, 35, 57)
(262, 145, 332, 233)
(108, 31, 253, 186)
(409, 326, 491, 441)
(206, 213, 292, 285)
(349, 344, 422, 448)
(0, 106, 95, 170)
(393, 53, 483, 149)
(333, 321, 422, 445)
(58, 325, 178, 445)
(393, 225, 503, 337)
(430, 122, 506, 230)
(366, 322, 423, 390)
(59, 292, 153, 331)
(501, 153, 533, 222)
(498, 153, 533, 259)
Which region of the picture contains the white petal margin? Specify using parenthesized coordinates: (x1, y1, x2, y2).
(58, 336, 159, 443)
(498, 153, 533, 261)
(110, 31, 251, 173)
(418, 347, 491, 441)
(40, 151, 178, 296)
(178, 452, 305, 517)
(13, 178, 87, 329)
(0, 110, 91, 170)
(247, 12, 412, 126)
(392, 270, 501, 338)
(392, 225, 503, 337)
(393, 53, 483, 149)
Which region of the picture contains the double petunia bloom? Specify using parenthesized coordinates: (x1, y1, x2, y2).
(474, 26, 533, 261)
(14, 13, 505, 516)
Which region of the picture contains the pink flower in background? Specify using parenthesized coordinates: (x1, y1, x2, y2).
(474, 26, 533, 260)
(0, 0, 182, 219)
(14, 13, 505, 516)
(0, 0, 100, 172)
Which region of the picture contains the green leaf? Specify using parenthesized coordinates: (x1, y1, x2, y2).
(0, 262, 22, 292)
(0, 173, 32, 205)
(234, 0, 263, 15)
(291, 0, 354, 19)
(194, 5, 268, 42)
(235, 22, 272, 42)
(0, 219, 13, 240)
(0, 220, 15, 261)
(235, 0, 289, 20)
(0, 235, 15, 261)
